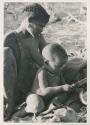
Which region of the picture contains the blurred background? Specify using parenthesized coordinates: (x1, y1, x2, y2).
(4, 2, 87, 59)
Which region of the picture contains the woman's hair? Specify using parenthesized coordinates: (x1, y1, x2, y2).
(22, 3, 50, 24)
(42, 43, 68, 63)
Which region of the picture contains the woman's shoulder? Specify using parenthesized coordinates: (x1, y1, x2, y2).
(4, 30, 17, 39)
(4, 31, 18, 46)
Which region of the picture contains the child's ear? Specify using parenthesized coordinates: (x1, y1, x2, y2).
(28, 23, 33, 28)
(44, 60, 49, 65)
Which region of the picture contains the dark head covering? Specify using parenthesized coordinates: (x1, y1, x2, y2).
(22, 3, 50, 24)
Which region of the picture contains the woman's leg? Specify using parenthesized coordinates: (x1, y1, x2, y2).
(65, 93, 83, 113)
(51, 92, 68, 106)
(4, 47, 17, 120)
(66, 99, 83, 113)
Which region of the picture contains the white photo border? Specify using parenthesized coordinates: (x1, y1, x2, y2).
(0, 0, 89, 125)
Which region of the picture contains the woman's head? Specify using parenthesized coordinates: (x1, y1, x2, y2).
(22, 3, 50, 24)
(20, 3, 49, 35)
(42, 43, 68, 73)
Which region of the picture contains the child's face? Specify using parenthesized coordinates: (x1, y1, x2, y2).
(26, 19, 45, 35)
(45, 54, 66, 73)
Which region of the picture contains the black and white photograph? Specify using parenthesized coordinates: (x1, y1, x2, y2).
(3, 1, 87, 123)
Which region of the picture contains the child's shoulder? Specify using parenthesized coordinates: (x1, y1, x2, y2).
(37, 66, 47, 76)
(38, 66, 47, 73)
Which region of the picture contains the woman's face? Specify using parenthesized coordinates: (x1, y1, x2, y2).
(26, 19, 45, 35)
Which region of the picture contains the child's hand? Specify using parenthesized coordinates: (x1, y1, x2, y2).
(62, 84, 74, 92)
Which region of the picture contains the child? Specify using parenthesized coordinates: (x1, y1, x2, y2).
(25, 43, 74, 115)
(4, 3, 50, 120)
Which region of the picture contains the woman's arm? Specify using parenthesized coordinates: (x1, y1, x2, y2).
(30, 34, 48, 67)
(4, 32, 21, 72)
(38, 34, 48, 53)
(30, 48, 44, 67)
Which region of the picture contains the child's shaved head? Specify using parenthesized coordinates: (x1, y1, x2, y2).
(22, 3, 50, 24)
(42, 43, 68, 64)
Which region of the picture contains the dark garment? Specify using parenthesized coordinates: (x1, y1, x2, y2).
(62, 58, 87, 84)
(4, 32, 21, 74)
(57, 58, 87, 112)
(4, 31, 38, 105)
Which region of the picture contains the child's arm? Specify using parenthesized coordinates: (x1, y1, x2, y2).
(37, 69, 72, 99)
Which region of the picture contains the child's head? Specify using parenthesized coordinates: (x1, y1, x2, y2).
(42, 43, 68, 73)
(21, 3, 50, 35)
